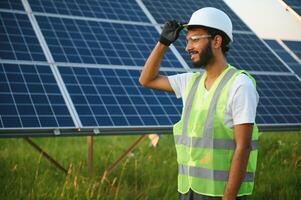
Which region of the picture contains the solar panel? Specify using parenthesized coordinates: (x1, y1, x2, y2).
(58, 66, 182, 127)
(283, 0, 301, 15)
(28, 0, 150, 22)
(0, 12, 46, 61)
(0, 0, 300, 136)
(142, 0, 251, 32)
(58, 65, 301, 127)
(0, 63, 74, 128)
(174, 32, 291, 72)
(264, 40, 301, 77)
(283, 40, 301, 59)
(0, 0, 24, 11)
(255, 74, 301, 124)
(36, 15, 183, 68)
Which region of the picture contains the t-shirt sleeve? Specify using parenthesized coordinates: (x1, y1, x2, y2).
(167, 73, 194, 99)
(231, 74, 259, 125)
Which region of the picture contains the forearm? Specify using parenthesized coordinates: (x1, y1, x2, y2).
(139, 42, 167, 86)
(223, 146, 251, 200)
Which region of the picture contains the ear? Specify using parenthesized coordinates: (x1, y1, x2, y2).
(213, 35, 222, 48)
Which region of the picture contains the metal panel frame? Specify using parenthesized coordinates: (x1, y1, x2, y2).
(1, 124, 301, 138)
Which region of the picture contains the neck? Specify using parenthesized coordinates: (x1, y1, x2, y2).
(205, 57, 228, 79)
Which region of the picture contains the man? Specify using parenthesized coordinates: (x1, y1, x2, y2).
(139, 7, 259, 200)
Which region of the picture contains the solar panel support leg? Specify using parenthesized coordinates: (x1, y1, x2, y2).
(101, 135, 147, 181)
(24, 137, 68, 175)
(87, 136, 93, 177)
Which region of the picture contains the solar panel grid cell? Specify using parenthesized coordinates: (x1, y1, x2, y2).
(264, 39, 301, 77)
(255, 74, 301, 124)
(28, 0, 150, 22)
(285, 0, 301, 3)
(0, 0, 24, 11)
(283, 40, 301, 59)
(0, 12, 46, 61)
(36, 15, 183, 68)
(0, 63, 74, 128)
(59, 66, 182, 127)
(142, 0, 251, 31)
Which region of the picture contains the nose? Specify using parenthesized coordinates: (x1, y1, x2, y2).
(185, 41, 193, 53)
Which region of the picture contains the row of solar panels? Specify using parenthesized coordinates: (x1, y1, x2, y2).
(0, 62, 300, 125)
(2, 11, 298, 73)
(0, 0, 300, 137)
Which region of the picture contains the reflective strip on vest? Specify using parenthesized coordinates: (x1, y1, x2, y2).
(178, 164, 254, 182)
(174, 135, 258, 150)
(182, 68, 236, 142)
(182, 75, 202, 135)
(202, 68, 237, 138)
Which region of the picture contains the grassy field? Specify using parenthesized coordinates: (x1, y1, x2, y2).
(0, 132, 300, 200)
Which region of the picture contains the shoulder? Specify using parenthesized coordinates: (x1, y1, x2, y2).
(229, 73, 259, 103)
(229, 73, 259, 102)
(227, 73, 259, 125)
(229, 73, 257, 97)
(232, 73, 255, 89)
(167, 72, 195, 99)
(168, 72, 194, 80)
(167, 72, 194, 84)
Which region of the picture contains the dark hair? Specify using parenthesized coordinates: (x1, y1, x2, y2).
(187, 25, 231, 56)
(206, 27, 231, 55)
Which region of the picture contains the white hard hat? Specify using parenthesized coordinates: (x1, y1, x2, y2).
(187, 7, 233, 42)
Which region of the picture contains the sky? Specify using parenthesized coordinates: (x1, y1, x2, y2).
(224, 0, 301, 41)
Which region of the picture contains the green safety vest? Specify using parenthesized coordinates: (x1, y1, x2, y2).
(173, 65, 259, 196)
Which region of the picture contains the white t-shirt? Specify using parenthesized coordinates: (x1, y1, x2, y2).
(168, 72, 259, 128)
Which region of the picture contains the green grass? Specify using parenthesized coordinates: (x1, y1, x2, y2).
(0, 132, 300, 200)
(252, 132, 301, 200)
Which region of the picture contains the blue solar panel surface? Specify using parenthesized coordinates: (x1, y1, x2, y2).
(0, 63, 74, 128)
(57, 65, 301, 127)
(283, 40, 301, 59)
(59, 66, 182, 127)
(0, 12, 46, 61)
(142, 0, 251, 32)
(0, 0, 300, 134)
(255, 74, 301, 124)
(285, 0, 301, 4)
(293, 8, 301, 15)
(264, 40, 301, 77)
(36, 16, 182, 68)
(28, 0, 150, 22)
(0, 0, 24, 10)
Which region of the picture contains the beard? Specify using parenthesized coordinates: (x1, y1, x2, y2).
(191, 40, 214, 69)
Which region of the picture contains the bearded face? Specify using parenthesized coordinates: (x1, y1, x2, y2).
(191, 39, 214, 69)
